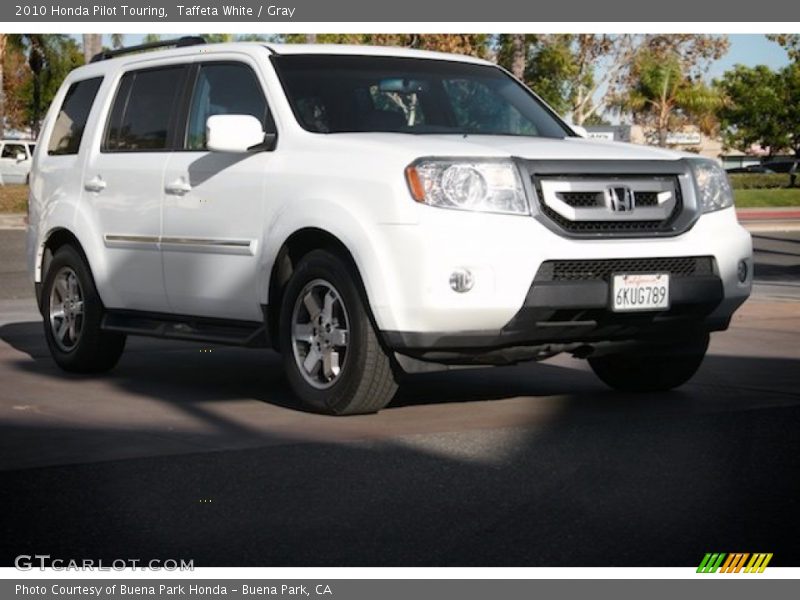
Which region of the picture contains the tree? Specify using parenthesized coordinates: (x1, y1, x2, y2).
(768, 34, 800, 61)
(2, 39, 33, 133)
(643, 35, 729, 78)
(202, 34, 234, 44)
(509, 35, 526, 79)
(527, 35, 645, 125)
(8, 35, 83, 136)
(614, 49, 720, 146)
(716, 63, 800, 161)
(715, 65, 785, 156)
(236, 34, 270, 42)
(0, 34, 6, 137)
(110, 34, 124, 49)
(281, 34, 489, 58)
(513, 34, 727, 125)
(82, 34, 102, 63)
(495, 34, 537, 80)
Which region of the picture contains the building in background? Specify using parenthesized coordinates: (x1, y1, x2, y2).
(586, 124, 762, 168)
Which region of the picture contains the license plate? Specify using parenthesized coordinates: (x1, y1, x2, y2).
(611, 273, 670, 312)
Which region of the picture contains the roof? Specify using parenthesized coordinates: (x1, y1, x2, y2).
(67, 41, 494, 81)
(264, 43, 493, 66)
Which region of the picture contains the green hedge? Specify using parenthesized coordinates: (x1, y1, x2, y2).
(735, 188, 800, 207)
(728, 173, 790, 190)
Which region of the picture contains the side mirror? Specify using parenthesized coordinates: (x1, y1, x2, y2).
(16, 152, 27, 162)
(206, 114, 269, 153)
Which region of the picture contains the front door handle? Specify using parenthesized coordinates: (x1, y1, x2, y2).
(84, 175, 106, 193)
(165, 178, 192, 196)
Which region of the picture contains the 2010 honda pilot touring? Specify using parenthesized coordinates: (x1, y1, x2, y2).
(27, 39, 753, 415)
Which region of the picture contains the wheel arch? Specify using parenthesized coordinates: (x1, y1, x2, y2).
(266, 227, 371, 350)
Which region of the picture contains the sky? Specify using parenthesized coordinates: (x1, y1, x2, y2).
(708, 34, 790, 80)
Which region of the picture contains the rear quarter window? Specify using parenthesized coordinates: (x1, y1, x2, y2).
(47, 77, 103, 156)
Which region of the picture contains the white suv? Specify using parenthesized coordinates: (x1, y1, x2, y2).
(27, 39, 752, 415)
(1, 139, 36, 184)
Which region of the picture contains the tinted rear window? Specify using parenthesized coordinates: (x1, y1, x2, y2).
(47, 77, 103, 156)
(103, 66, 186, 152)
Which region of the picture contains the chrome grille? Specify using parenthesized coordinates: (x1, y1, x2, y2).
(559, 190, 661, 209)
(560, 191, 602, 207)
(533, 175, 683, 236)
(535, 257, 715, 282)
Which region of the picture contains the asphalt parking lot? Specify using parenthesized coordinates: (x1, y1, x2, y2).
(0, 229, 798, 566)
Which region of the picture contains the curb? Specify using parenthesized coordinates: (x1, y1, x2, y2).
(0, 213, 26, 230)
(736, 208, 800, 221)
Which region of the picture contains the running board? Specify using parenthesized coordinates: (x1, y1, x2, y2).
(101, 310, 268, 347)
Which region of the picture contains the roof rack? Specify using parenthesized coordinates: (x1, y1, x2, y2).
(90, 36, 206, 63)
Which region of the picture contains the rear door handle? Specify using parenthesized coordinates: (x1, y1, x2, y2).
(165, 178, 192, 196)
(84, 175, 106, 193)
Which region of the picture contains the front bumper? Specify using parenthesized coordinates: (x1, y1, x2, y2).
(384, 266, 727, 355)
(367, 206, 751, 359)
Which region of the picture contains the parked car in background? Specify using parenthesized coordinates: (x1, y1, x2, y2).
(725, 165, 775, 174)
(761, 159, 799, 174)
(762, 159, 799, 186)
(0, 139, 36, 184)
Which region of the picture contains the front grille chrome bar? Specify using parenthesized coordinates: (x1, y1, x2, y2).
(539, 177, 678, 222)
(517, 159, 701, 238)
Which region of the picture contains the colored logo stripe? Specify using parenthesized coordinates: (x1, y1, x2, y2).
(697, 553, 772, 573)
(720, 553, 749, 573)
(745, 553, 773, 573)
(697, 553, 726, 573)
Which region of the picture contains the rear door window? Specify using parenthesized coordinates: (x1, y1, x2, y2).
(103, 66, 187, 152)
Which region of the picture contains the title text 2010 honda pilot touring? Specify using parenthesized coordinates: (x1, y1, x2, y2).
(27, 38, 752, 414)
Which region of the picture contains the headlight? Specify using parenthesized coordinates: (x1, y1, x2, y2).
(405, 159, 528, 215)
(690, 159, 734, 213)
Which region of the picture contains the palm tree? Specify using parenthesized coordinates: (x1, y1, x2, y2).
(82, 34, 102, 63)
(27, 35, 46, 136)
(0, 34, 7, 138)
(110, 34, 124, 49)
(8, 34, 80, 136)
(509, 34, 526, 79)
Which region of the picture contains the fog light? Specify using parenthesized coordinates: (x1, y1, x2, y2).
(737, 260, 748, 283)
(449, 268, 474, 293)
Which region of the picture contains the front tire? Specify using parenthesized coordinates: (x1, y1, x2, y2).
(42, 245, 126, 373)
(588, 335, 709, 392)
(279, 250, 397, 415)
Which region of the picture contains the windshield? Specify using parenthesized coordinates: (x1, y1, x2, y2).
(271, 54, 572, 138)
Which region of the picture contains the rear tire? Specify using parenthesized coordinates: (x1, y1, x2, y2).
(279, 249, 397, 415)
(42, 245, 126, 373)
(588, 335, 709, 392)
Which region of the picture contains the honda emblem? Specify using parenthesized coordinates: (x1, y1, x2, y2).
(607, 186, 635, 212)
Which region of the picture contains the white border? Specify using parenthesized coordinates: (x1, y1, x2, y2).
(2, 567, 800, 579)
(1, 17, 798, 581)
(2, 22, 800, 34)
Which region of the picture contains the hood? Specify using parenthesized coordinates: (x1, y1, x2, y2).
(317, 133, 688, 163)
